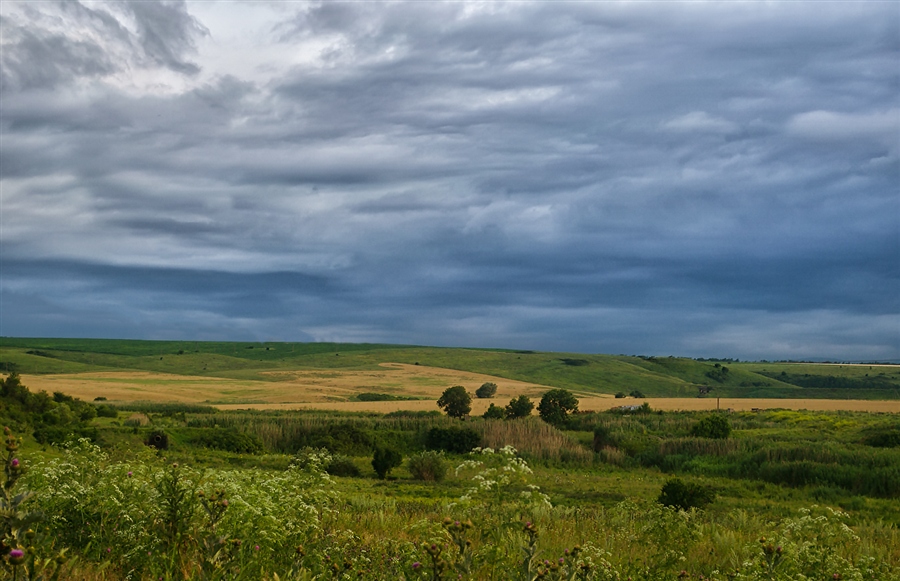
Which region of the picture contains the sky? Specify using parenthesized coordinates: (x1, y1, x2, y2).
(1, 1, 898, 361)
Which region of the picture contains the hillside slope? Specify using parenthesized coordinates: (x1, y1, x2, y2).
(1, 338, 898, 399)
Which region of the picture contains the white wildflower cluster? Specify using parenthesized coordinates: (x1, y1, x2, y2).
(453, 446, 551, 511)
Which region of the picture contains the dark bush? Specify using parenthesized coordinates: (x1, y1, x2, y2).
(505, 395, 534, 419)
(483, 403, 505, 419)
(629, 390, 645, 398)
(658, 477, 715, 511)
(326, 456, 362, 477)
(356, 393, 399, 401)
(475, 382, 498, 398)
(146, 430, 169, 450)
(861, 429, 900, 448)
(188, 428, 263, 454)
(407, 451, 448, 482)
(614, 392, 626, 398)
(426, 426, 481, 453)
(691, 414, 732, 439)
(372, 446, 402, 479)
(592, 425, 616, 451)
(95, 404, 119, 418)
(383, 410, 441, 419)
(281, 422, 373, 455)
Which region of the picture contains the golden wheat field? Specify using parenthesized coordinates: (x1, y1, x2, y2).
(20, 363, 900, 413)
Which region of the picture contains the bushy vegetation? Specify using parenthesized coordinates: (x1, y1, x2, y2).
(326, 455, 361, 477)
(2, 372, 900, 579)
(372, 445, 402, 479)
(475, 382, 497, 398)
(690, 413, 732, 439)
(658, 477, 716, 511)
(505, 395, 534, 419)
(425, 426, 481, 454)
(406, 450, 448, 482)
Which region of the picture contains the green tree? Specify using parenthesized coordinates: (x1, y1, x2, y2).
(372, 446, 402, 479)
(437, 385, 472, 419)
(504, 395, 533, 419)
(537, 389, 578, 427)
(483, 403, 505, 419)
(475, 382, 498, 399)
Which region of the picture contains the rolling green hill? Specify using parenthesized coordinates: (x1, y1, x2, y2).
(1, 337, 898, 399)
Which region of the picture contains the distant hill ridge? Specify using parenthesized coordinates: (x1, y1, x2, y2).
(1, 337, 899, 400)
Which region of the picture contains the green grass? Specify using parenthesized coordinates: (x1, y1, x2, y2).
(8, 397, 900, 580)
(3, 337, 899, 399)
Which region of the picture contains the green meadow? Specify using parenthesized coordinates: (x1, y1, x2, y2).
(1, 338, 899, 580)
(2, 337, 899, 399)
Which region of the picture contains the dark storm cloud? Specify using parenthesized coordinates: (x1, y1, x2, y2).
(1, 1, 897, 359)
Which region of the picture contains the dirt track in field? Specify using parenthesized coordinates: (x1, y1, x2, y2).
(20, 365, 900, 413)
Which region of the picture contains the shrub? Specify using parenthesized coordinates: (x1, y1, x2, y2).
(95, 404, 119, 418)
(629, 390, 645, 398)
(505, 395, 533, 419)
(425, 426, 481, 453)
(188, 428, 263, 454)
(356, 392, 399, 401)
(690, 414, 732, 439)
(475, 382, 498, 398)
(407, 451, 448, 482)
(657, 477, 715, 511)
(592, 424, 616, 451)
(326, 455, 362, 477)
(615, 392, 626, 398)
(483, 403, 505, 419)
(146, 430, 169, 450)
(861, 428, 900, 448)
(372, 446, 402, 479)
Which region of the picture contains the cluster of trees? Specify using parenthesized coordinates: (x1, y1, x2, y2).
(0, 372, 111, 444)
(436, 385, 579, 427)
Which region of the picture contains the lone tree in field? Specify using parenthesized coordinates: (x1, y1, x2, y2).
(538, 389, 578, 427)
(475, 382, 498, 399)
(505, 395, 533, 419)
(437, 385, 472, 419)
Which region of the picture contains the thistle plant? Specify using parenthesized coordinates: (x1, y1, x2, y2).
(0, 428, 67, 581)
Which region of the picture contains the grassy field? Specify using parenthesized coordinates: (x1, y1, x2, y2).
(3, 337, 899, 404)
(2, 354, 900, 580)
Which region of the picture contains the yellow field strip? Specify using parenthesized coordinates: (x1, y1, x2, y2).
(19, 366, 900, 414)
(217, 397, 900, 414)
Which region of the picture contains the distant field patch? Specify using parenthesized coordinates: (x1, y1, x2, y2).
(19, 364, 553, 407)
(18, 366, 900, 414)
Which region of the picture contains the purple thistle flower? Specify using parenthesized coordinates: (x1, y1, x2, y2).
(412, 562, 421, 569)
(9, 549, 24, 558)
(254, 545, 260, 551)
(127, 471, 133, 477)
(10, 458, 19, 468)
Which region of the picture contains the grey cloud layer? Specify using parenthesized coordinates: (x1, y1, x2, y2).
(1, 1, 897, 359)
